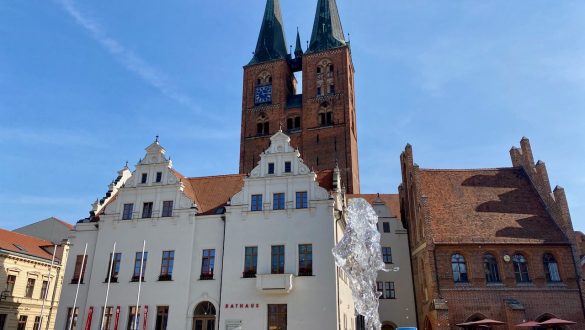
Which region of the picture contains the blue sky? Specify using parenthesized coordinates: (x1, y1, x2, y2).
(1, 0, 584, 230)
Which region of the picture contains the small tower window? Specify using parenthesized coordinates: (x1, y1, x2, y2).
(156, 172, 162, 183)
(284, 161, 292, 173)
(268, 163, 275, 175)
(141, 173, 148, 184)
(257, 115, 269, 136)
(287, 116, 301, 131)
(328, 64, 334, 72)
(317, 86, 322, 96)
(329, 84, 335, 95)
(317, 67, 321, 74)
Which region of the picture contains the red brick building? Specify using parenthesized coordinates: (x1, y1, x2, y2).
(239, 0, 360, 193)
(399, 137, 585, 329)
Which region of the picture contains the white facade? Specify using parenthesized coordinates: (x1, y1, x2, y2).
(369, 197, 417, 329)
(55, 133, 358, 330)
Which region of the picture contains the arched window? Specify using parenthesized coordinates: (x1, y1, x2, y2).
(257, 115, 269, 136)
(257, 71, 272, 85)
(451, 254, 468, 283)
(513, 254, 530, 283)
(193, 302, 216, 330)
(319, 104, 333, 127)
(464, 314, 490, 330)
(483, 254, 500, 283)
(316, 59, 334, 97)
(543, 253, 561, 283)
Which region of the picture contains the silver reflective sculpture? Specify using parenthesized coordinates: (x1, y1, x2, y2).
(333, 198, 388, 330)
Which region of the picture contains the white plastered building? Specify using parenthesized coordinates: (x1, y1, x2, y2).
(55, 132, 360, 330)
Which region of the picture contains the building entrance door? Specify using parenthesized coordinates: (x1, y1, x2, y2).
(193, 302, 216, 330)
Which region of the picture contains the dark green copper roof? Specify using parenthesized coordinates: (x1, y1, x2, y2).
(249, 0, 289, 65)
(294, 28, 304, 58)
(308, 0, 346, 53)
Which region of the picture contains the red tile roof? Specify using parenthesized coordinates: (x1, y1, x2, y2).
(418, 168, 567, 244)
(348, 194, 401, 219)
(0, 229, 56, 261)
(186, 174, 246, 215)
(168, 169, 335, 216)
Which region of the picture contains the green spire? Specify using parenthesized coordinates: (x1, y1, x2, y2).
(294, 28, 304, 58)
(250, 0, 289, 65)
(308, 0, 346, 53)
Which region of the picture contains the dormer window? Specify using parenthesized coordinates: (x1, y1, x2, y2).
(284, 162, 292, 173)
(268, 163, 275, 175)
(141, 173, 148, 184)
(156, 172, 162, 183)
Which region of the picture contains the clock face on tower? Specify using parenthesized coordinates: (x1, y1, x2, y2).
(255, 85, 272, 105)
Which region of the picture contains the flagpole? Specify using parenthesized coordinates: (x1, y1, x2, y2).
(100, 242, 117, 330)
(133, 240, 146, 330)
(39, 244, 57, 330)
(70, 243, 88, 330)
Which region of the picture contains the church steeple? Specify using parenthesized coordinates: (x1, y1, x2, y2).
(294, 28, 304, 58)
(250, 0, 289, 65)
(308, 0, 346, 53)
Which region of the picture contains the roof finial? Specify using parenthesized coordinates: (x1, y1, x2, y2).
(124, 161, 129, 168)
(155, 135, 159, 143)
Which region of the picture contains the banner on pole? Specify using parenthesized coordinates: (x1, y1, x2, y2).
(143, 305, 148, 330)
(85, 307, 93, 330)
(114, 306, 120, 330)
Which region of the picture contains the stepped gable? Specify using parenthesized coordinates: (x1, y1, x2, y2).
(348, 194, 400, 219)
(418, 167, 568, 244)
(0, 229, 56, 261)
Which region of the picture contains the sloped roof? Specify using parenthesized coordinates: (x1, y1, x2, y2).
(308, 0, 346, 53)
(349, 194, 401, 219)
(418, 168, 567, 244)
(169, 168, 335, 216)
(0, 229, 56, 261)
(186, 174, 247, 215)
(249, 0, 289, 65)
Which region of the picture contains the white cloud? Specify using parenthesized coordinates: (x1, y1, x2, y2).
(56, 0, 201, 112)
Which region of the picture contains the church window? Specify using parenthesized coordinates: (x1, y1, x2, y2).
(329, 84, 335, 94)
(451, 253, 468, 283)
(287, 116, 301, 131)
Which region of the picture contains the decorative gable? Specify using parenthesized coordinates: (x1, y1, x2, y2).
(249, 131, 311, 178)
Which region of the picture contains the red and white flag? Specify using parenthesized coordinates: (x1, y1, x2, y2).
(113, 306, 120, 330)
(85, 307, 93, 330)
(142, 306, 148, 330)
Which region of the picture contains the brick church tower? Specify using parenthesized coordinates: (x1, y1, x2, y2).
(239, 0, 360, 193)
